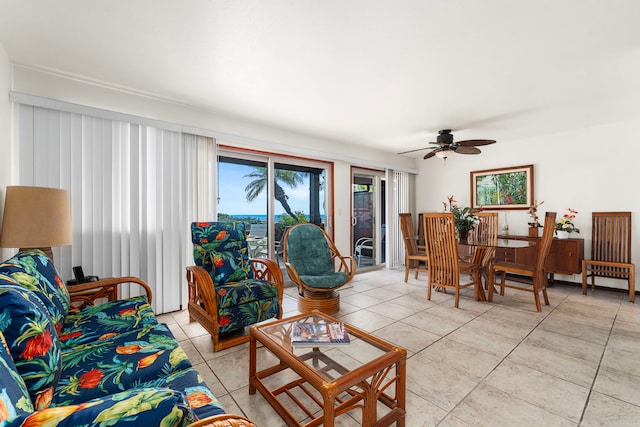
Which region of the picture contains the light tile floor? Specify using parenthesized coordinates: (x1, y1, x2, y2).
(156, 269, 640, 426)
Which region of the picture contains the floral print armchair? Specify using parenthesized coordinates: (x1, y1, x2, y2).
(186, 222, 284, 351)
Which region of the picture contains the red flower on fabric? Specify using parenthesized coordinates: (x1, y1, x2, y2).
(215, 230, 227, 240)
(98, 333, 118, 340)
(219, 316, 230, 327)
(119, 308, 137, 317)
(217, 289, 227, 297)
(187, 391, 214, 408)
(55, 275, 64, 289)
(34, 387, 54, 410)
(116, 344, 143, 354)
(199, 238, 209, 243)
(60, 331, 82, 341)
(214, 258, 224, 267)
(20, 330, 53, 359)
(79, 368, 104, 389)
(0, 399, 9, 422)
(195, 222, 209, 227)
(137, 352, 161, 369)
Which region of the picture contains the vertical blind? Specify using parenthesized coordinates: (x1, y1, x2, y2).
(390, 170, 410, 268)
(18, 105, 215, 314)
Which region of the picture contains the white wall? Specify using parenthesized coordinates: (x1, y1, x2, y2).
(6, 65, 418, 258)
(0, 44, 13, 261)
(0, 45, 11, 194)
(415, 119, 640, 289)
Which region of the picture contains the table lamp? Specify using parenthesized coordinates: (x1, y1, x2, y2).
(0, 186, 72, 262)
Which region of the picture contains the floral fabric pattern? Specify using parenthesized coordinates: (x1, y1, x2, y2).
(0, 250, 70, 330)
(192, 222, 253, 285)
(0, 250, 226, 423)
(55, 324, 191, 405)
(60, 296, 158, 348)
(0, 284, 62, 411)
(3, 387, 195, 427)
(0, 330, 34, 422)
(191, 222, 281, 335)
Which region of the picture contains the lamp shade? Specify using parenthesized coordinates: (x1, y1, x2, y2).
(0, 186, 72, 249)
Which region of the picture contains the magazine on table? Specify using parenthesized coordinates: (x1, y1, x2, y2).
(291, 320, 350, 347)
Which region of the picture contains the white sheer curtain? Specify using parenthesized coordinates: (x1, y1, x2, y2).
(390, 170, 411, 268)
(17, 105, 216, 314)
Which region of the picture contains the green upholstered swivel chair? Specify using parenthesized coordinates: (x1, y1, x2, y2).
(283, 223, 355, 314)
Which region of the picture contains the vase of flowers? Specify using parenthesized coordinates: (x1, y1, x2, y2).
(555, 208, 580, 239)
(443, 196, 479, 240)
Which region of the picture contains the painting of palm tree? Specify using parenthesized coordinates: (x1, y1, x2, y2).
(244, 167, 305, 220)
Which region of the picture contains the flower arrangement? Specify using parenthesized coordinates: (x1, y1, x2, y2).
(443, 196, 479, 233)
(555, 208, 580, 233)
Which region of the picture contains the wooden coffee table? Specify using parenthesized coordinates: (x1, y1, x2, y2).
(249, 310, 406, 427)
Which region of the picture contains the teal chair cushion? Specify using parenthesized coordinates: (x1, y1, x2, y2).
(286, 224, 351, 289)
(299, 272, 348, 288)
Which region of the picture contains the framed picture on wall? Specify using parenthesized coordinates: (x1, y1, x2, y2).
(470, 164, 534, 210)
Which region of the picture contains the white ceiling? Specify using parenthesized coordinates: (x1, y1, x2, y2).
(1, 0, 639, 157)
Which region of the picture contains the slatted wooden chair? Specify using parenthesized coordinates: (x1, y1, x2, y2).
(422, 212, 481, 308)
(488, 212, 557, 311)
(399, 213, 429, 282)
(582, 212, 635, 302)
(467, 211, 499, 288)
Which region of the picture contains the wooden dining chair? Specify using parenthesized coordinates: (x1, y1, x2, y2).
(488, 212, 557, 311)
(582, 212, 635, 302)
(466, 211, 499, 286)
(399, 213, 429, 282)
(423, 212, 481, 308)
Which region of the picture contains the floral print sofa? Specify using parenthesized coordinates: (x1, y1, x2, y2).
(0, 249, 226, 426)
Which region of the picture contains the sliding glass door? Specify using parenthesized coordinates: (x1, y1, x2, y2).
(352, 168, 386, 270)
(218, 147, 331, 263)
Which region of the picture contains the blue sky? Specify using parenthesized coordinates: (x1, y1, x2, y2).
(217, 162, 316, 216)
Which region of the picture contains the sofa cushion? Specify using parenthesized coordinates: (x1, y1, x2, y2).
(192, 222, 253, 285)
(0, 330, 34, 422)
(299, 272, 349, 288)
(54, 324, 193, 406)
(0, 284, 62, 410)
(3, 387, 195, 426)
(59, 295, 158, 348)
(0, 250, 70, 330)
(135, 365, 225, 420)
(216, 279, 280, 335)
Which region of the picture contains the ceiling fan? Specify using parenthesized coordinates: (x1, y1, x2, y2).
(401, 129, 496, 159)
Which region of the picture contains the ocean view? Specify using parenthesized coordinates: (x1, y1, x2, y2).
(225, 214, 325, 222)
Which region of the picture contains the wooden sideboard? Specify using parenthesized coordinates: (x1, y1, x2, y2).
(496, 234, 585, 277)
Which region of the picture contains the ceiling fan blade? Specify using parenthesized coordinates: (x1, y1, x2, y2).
(397, 147, 428, 155)
(424, 149, 439, 159)
(457, 139, 496, 147)
(455, 146, 481, 155)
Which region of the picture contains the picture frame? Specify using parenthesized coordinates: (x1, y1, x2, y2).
(470, 164, 534, 210)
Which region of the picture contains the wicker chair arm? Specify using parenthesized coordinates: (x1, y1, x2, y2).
(337, 255, 356, 281)
(68, 276, 153, 308)
(185, 265, 220, 322)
